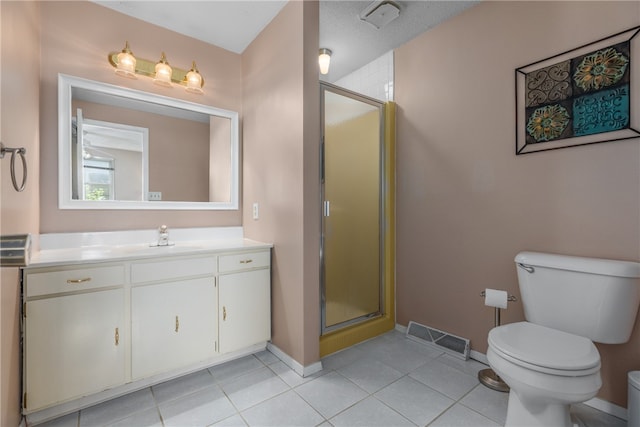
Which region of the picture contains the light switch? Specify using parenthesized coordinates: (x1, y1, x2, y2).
(252, 202, 259, 220)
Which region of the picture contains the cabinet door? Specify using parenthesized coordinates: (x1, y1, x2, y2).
(131, 277, 217, 380)
(219, 269, 271, 354)
(24, 289, 125, 411)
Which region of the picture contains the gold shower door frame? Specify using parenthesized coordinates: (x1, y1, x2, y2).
(320, 83, 395, 356)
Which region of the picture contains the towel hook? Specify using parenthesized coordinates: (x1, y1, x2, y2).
(0, 142, 27, 192)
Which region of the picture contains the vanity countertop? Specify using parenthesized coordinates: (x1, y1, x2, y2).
(26, 227, 271, 268)
(28, 239, 271, 268)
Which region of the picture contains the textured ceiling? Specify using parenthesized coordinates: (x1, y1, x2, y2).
(93, 1, 478, 82)
(320, 1, 477, 82)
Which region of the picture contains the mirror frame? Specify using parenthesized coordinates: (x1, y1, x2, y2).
(58, 74, 239, 210)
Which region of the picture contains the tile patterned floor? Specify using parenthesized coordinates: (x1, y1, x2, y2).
(35, 330, 626, 427)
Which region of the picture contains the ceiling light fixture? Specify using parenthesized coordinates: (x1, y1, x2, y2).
(319, 48, 332, 75)
(108, 42, 205, 94)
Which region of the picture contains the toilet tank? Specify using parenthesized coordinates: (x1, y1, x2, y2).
(515, 251, 640, 344)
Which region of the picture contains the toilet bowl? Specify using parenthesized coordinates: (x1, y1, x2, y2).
(487, 252, 640, 427)
(488, 322, 601, 427)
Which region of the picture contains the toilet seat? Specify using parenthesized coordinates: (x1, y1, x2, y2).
(489, 322, 600, 376)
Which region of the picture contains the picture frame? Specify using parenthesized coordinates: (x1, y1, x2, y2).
(516, 26, 640, 155)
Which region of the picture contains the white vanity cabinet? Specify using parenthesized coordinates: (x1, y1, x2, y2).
(130, 256, 218, 379)
(22, 244, 271, 419)
(218, 251, 271, 353)
(22, 264, 126, 412)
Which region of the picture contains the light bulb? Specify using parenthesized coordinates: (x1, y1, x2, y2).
(319, 48, 332, 75)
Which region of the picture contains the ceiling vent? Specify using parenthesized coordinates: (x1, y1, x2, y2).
(359, 1, 401, 29)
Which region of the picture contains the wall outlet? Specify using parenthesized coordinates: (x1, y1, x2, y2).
(148, 191, 162, 201)
(252, 202, 259, 220)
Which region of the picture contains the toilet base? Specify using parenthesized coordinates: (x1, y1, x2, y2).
(505, 390, 573, 427)
(478, 368, 510, 393)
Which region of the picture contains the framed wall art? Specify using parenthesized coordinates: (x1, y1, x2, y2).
(516, 26, 640, 155)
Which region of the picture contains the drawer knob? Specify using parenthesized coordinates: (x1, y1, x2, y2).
(66, 277, 92, 284)
(239, 259, 253, 264)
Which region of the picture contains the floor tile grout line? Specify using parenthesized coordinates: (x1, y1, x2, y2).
(79, 387, 157, 427)
(150, 371, 219, 408)
(368, 391, 424, 426)
(456, 383, 508, 425)
(148, 384, 167, 427)
(291, 371, 366, 423)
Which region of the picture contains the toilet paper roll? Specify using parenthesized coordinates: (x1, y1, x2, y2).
(484, 288, 508, 309)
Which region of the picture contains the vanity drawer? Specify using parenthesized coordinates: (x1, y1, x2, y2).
(25, 265, 125, 298)
(219, 250, 270, 273)
(131, 256, 216, 283)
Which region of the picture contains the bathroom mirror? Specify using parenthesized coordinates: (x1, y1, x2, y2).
(58, 74, 239, 210)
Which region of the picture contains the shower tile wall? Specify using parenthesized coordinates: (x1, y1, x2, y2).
(335, 51, 394, 102)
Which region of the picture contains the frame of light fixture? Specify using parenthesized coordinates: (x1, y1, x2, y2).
(108, 52, 205, 89)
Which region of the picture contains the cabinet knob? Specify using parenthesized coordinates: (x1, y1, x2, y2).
(115, 327, 119, 346)
(175, 316, 180, 333)
(223, 306, 227, 321)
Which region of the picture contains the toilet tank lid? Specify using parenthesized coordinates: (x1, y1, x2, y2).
(515, 252, 640, 278)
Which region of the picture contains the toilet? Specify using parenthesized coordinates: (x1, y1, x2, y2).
(487, 251, 640, 427)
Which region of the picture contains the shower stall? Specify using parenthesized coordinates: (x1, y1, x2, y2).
(320, 83, 395, 355)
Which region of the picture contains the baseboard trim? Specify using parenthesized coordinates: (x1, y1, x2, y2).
(266, 342, 323, 377)
(394, 323, 407, 334)
(469, 349, 489, 365)
(584, 397, 627, 421)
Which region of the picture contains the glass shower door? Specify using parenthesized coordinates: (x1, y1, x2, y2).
(321, 85, 383, 334)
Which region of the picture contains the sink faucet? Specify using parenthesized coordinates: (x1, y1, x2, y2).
(157, 225, 170, 246)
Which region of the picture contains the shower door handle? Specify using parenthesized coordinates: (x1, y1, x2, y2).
(323, 200, 330, 217)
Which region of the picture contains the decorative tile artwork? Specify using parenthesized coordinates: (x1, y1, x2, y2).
(516, 27, 639, 155)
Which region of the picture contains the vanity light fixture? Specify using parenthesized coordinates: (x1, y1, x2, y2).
(108, 42, 205, 93)
(319, 48, 332, 75)
(153, 52, 173, 87)
(115, 41, 137, 78)
(185, 61, 204, 94)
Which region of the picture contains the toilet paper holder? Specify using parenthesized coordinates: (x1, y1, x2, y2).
(480, 290, 517, 326)
(479, 290, 518, 393)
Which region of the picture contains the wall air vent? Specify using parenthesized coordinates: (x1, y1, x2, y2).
(359, 1, 401, 29)
(406, 321, 470, 360)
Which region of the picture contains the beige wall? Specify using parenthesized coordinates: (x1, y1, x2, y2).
(242, 1, 321, 366)
(39, 1, 242, 232)
(395, 1, 640, 407)
(1, 2, 41, 425)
